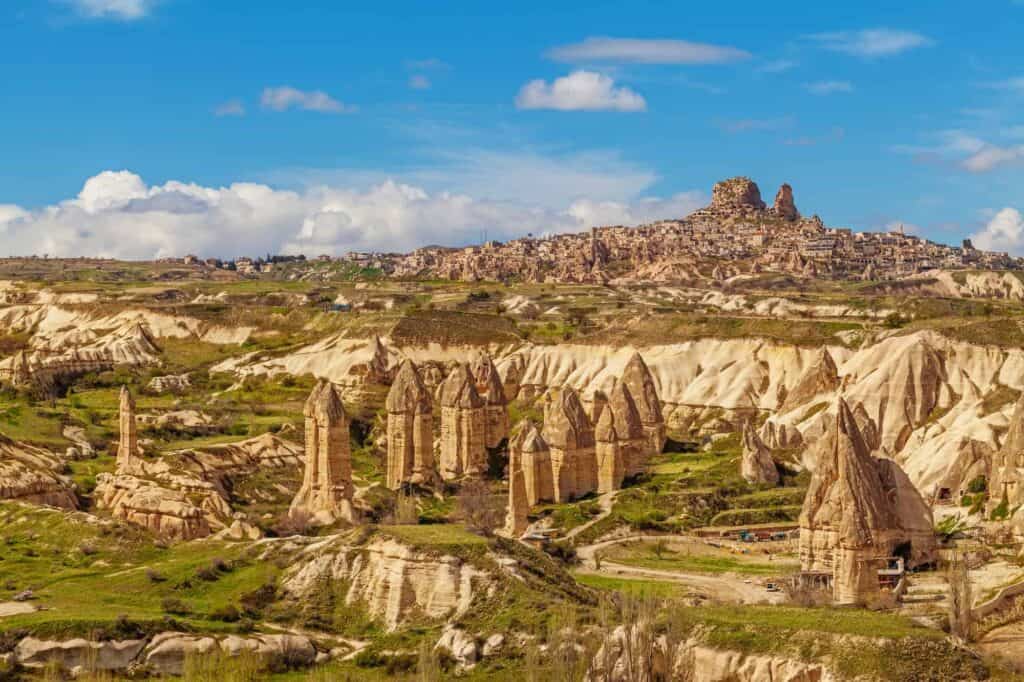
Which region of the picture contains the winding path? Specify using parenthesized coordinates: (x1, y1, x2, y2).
(575, 534, 787, 604)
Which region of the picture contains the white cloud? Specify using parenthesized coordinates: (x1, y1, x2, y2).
(805, 81, 854, 95)
(63, 0, 155, 20)
(214, 100, 246, 117)
(0, 161, 702, 259)
(807, 28, 933, 58)
(962, 144, 1024, 172)
(757, 59, 798, 74)
(409, 75, 431, 90)
(894, 130, 1024, 172)
(260, 87, 354, 114)
(969, 208, 1024, 253)
(567, 192, 705, 227)
(515, 71, 646, 112)
(547, 37, 750, 64)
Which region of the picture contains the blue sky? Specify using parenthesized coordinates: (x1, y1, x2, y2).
(1, 0, 1023, 258)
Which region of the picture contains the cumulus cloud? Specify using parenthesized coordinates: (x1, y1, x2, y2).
(515, 71, 646, 112)
(807, 28, 933, 58)
(546, 37, 750, 64)
(805, 81, 854, 95)
(214, 100, 246, 117)
(566, 192, 705, 227)
(0, 166, 703, 259)
(260, 87, 354, 114)
(63, 0, 155, 20)
(969, 208, 1024, 253)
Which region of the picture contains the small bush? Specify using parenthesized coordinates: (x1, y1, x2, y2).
(211, 604, 241, 622)
(146, 568, 167, 583)
(161, 598, 192, 615)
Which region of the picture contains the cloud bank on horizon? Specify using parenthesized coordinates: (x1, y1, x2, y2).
(0, 169, 705, 260)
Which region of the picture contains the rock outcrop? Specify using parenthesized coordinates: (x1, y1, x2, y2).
(439, 364, 487, 480)
(799, 398, 935, 604)
(280, 534, 489, 632)
(96, 432, 302, 541)
(290, 380, 355, 524)
(622, 352, 666, 458)
(710, 176, 766, 212)
(740, 422, 779, 486)
(473, 354, 510, 448)
(543, 387, 596, 502)
(385, 359, 434, 489)
(772, 183, 799, 221)
(780, 348, 839, 414)
(0, 434, 77, 509)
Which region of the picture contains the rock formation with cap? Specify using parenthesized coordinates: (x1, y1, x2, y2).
(473, 354, 510, 449)
(439, 364, 487, 480)
(290, 380, 355, 524)
(385, 359, 435, 489)
(542, 388, 596, 502)
(511, 421, 553, 506)
(622, 352, 666, 461)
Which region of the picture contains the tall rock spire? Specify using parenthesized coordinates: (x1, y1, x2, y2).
(798, 398, 934, 604)
(291, 380, 355, 524)
(385, 360, 435, 489)
(116, 385, 138, 468)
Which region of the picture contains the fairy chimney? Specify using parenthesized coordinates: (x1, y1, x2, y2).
(386, 359, 434, 489)
(473, 354, 510, 448)
(505, 431, 530, 537)
(116, 385, 138, 467)
(542, 387, 596, 502)
(439, 364, 487, 480)
(622, 352, 666, 458)
(741, 422, 779, 486)
(499, 354, 526, 402)
(291, 380, 355, 524)
(595, 406, 624, 494)
(512, 421, 554, 505)
(799, 398, 934, 604)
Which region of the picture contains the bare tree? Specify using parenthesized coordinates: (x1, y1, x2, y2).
(948, 552, 974, 642)
(456, 478, 503, 536)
